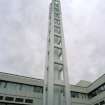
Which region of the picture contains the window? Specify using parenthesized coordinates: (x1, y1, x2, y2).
(15, 98, 23, 102)
(5, 97, 14, 101)
(71, 91, 79, 98)
(94, 101, 105, 105)
(88, 90, 97, 98)
(0, 96, 3, 100)
(25, 99, 33, 103)
(81, 93, 87, 99)
(88, 83, 105, 98)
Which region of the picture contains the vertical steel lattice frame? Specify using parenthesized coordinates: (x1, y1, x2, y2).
(43, 0, 71, 105)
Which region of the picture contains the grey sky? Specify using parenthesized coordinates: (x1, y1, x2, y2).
(0, 0, 105, 84)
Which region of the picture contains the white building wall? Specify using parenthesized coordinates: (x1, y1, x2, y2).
(0, 72, 105, 105)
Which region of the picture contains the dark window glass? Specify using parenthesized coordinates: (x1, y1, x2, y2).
(25, 99, 33, 103)
(0, 96, 3, 100)
(88, 83, 105, 98)
(15, 98, 23, 102)
(71, 91, 79, 98)
(81, 93, 86, 99)
(5, 97, 14, 101)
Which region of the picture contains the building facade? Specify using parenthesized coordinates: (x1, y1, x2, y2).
(0, 72, 105, 105)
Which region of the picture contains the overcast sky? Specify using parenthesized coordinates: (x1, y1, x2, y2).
(0, 0, 105, 84)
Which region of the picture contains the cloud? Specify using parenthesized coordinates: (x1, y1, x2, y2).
(0, 0, 49, 78)
(62, 0, 105, 84)
(0, 0, 105, 84)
